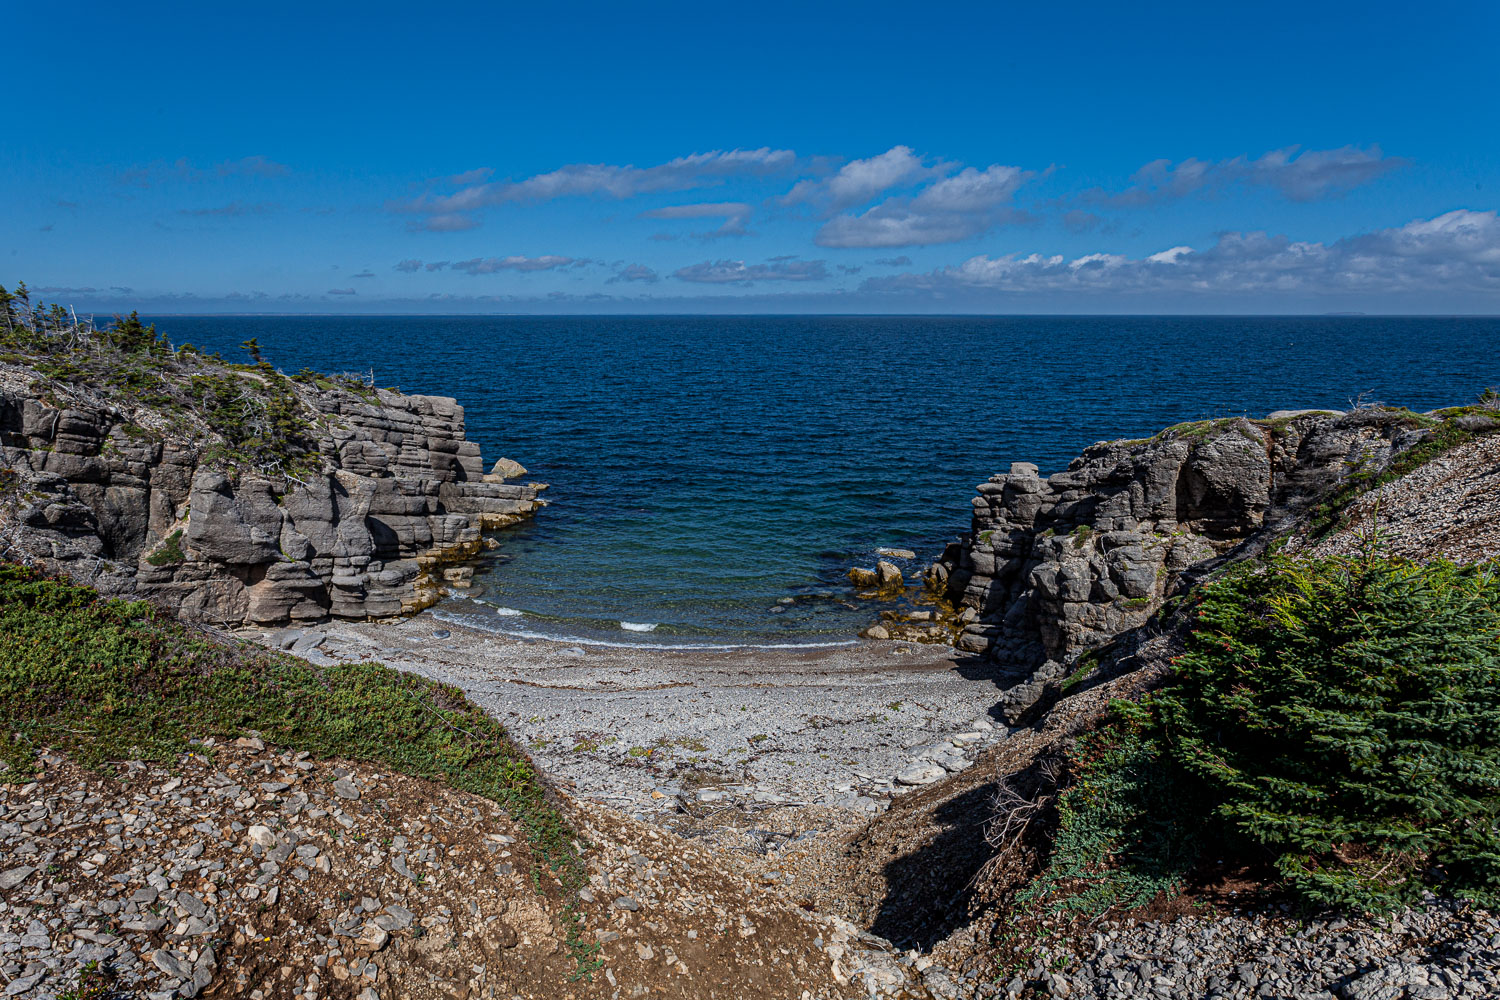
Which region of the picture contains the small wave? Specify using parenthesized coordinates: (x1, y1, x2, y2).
(429, 611, 858, 651)
(470, 599, 524, 617)
(620, 621, 658, 632)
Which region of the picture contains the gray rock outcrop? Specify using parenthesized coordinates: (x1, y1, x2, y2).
(0, 382, 542, 624)
(928, 408, 1482, 721)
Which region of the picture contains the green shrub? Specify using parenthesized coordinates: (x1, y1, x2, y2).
(145, 529, 186, 566)
(1147, 550, 1500, 911)
(1, 280, 335, 476)
(1018, 720, 1200, 917)
(186, 369, 316, 473)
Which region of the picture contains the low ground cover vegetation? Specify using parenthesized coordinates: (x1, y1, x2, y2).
(0, 562, 584, 895)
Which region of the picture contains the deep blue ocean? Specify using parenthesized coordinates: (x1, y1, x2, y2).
(145, 315, 1500, 647)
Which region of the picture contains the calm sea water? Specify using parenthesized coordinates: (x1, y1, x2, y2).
(145, 315, 1500, 646)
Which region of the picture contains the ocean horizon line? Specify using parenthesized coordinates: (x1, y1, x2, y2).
(107, 310, 1500, 319)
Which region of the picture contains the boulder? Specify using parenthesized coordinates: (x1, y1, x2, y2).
(487, 457, 528, 481)
(895, 764, 946, 786)
(876, 560, 904, 591)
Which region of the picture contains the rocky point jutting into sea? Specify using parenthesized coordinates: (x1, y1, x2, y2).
(0, 361, 543, 624)
(846, 404, 1500, 723)
(3, 306, 1499, 1000)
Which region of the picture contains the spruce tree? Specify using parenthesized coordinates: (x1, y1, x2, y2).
(1150, 548, 1500, 910)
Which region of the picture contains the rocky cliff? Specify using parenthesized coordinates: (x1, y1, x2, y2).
(0, 367, 542, 625)
(924, 404, 1500, 721)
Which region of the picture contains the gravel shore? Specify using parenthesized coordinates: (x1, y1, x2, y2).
(237, 613, 1015, 832)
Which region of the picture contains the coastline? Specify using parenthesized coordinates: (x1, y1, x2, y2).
(8, 362, 1500, 997)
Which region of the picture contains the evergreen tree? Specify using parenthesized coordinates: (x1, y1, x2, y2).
(106, 312, 163, 354)
(1148, 549, 1500, 910)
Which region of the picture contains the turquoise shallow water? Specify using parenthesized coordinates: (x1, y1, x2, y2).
(147, 315, 1500, 645)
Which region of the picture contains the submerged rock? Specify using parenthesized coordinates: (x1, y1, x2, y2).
(848, 560, 907, 595)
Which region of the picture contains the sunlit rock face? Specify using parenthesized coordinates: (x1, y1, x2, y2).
(929, 409, 1437, 721)
(0, 383, 541, 624)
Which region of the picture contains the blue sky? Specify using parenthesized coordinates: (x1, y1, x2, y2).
(6, 1, 1498, 314)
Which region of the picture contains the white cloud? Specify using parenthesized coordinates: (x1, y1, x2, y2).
(861, 210, 1500, 298)
(780, 145, 940, 211)
(1146, 246, 1193, 264)
(414, 213, 480, 232)
(641, 202, 752, 238)
(818, 212, 973, 248)
(641, 202, 749, 219)
(816, 164, 1033, 248)
(445, 167, 494, 186)
(779, 148, 1031, 247)
(451, 255, 583, 274)
(607, 263, 660, 284)
(673, 258, 828, 284)
(911, 165, 1029, 213)
(1096, 145, 1405, 206)
(395, 148, 796, 230)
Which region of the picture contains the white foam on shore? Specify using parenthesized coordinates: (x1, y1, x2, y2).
(620, 621, 658, 632)
(430, 610, 858, 652)
(470, 600, 523, 616)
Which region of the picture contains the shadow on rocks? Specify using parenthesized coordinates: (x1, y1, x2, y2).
(866, 733, 1070, 953)
(946, 652, 1026, 696)
(946, 651, 1041, 727)
(866, 779, 1001, 951)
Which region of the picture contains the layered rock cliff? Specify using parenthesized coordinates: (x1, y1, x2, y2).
(0, 367, 541, 624)
(926, 405, 1500, 721)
